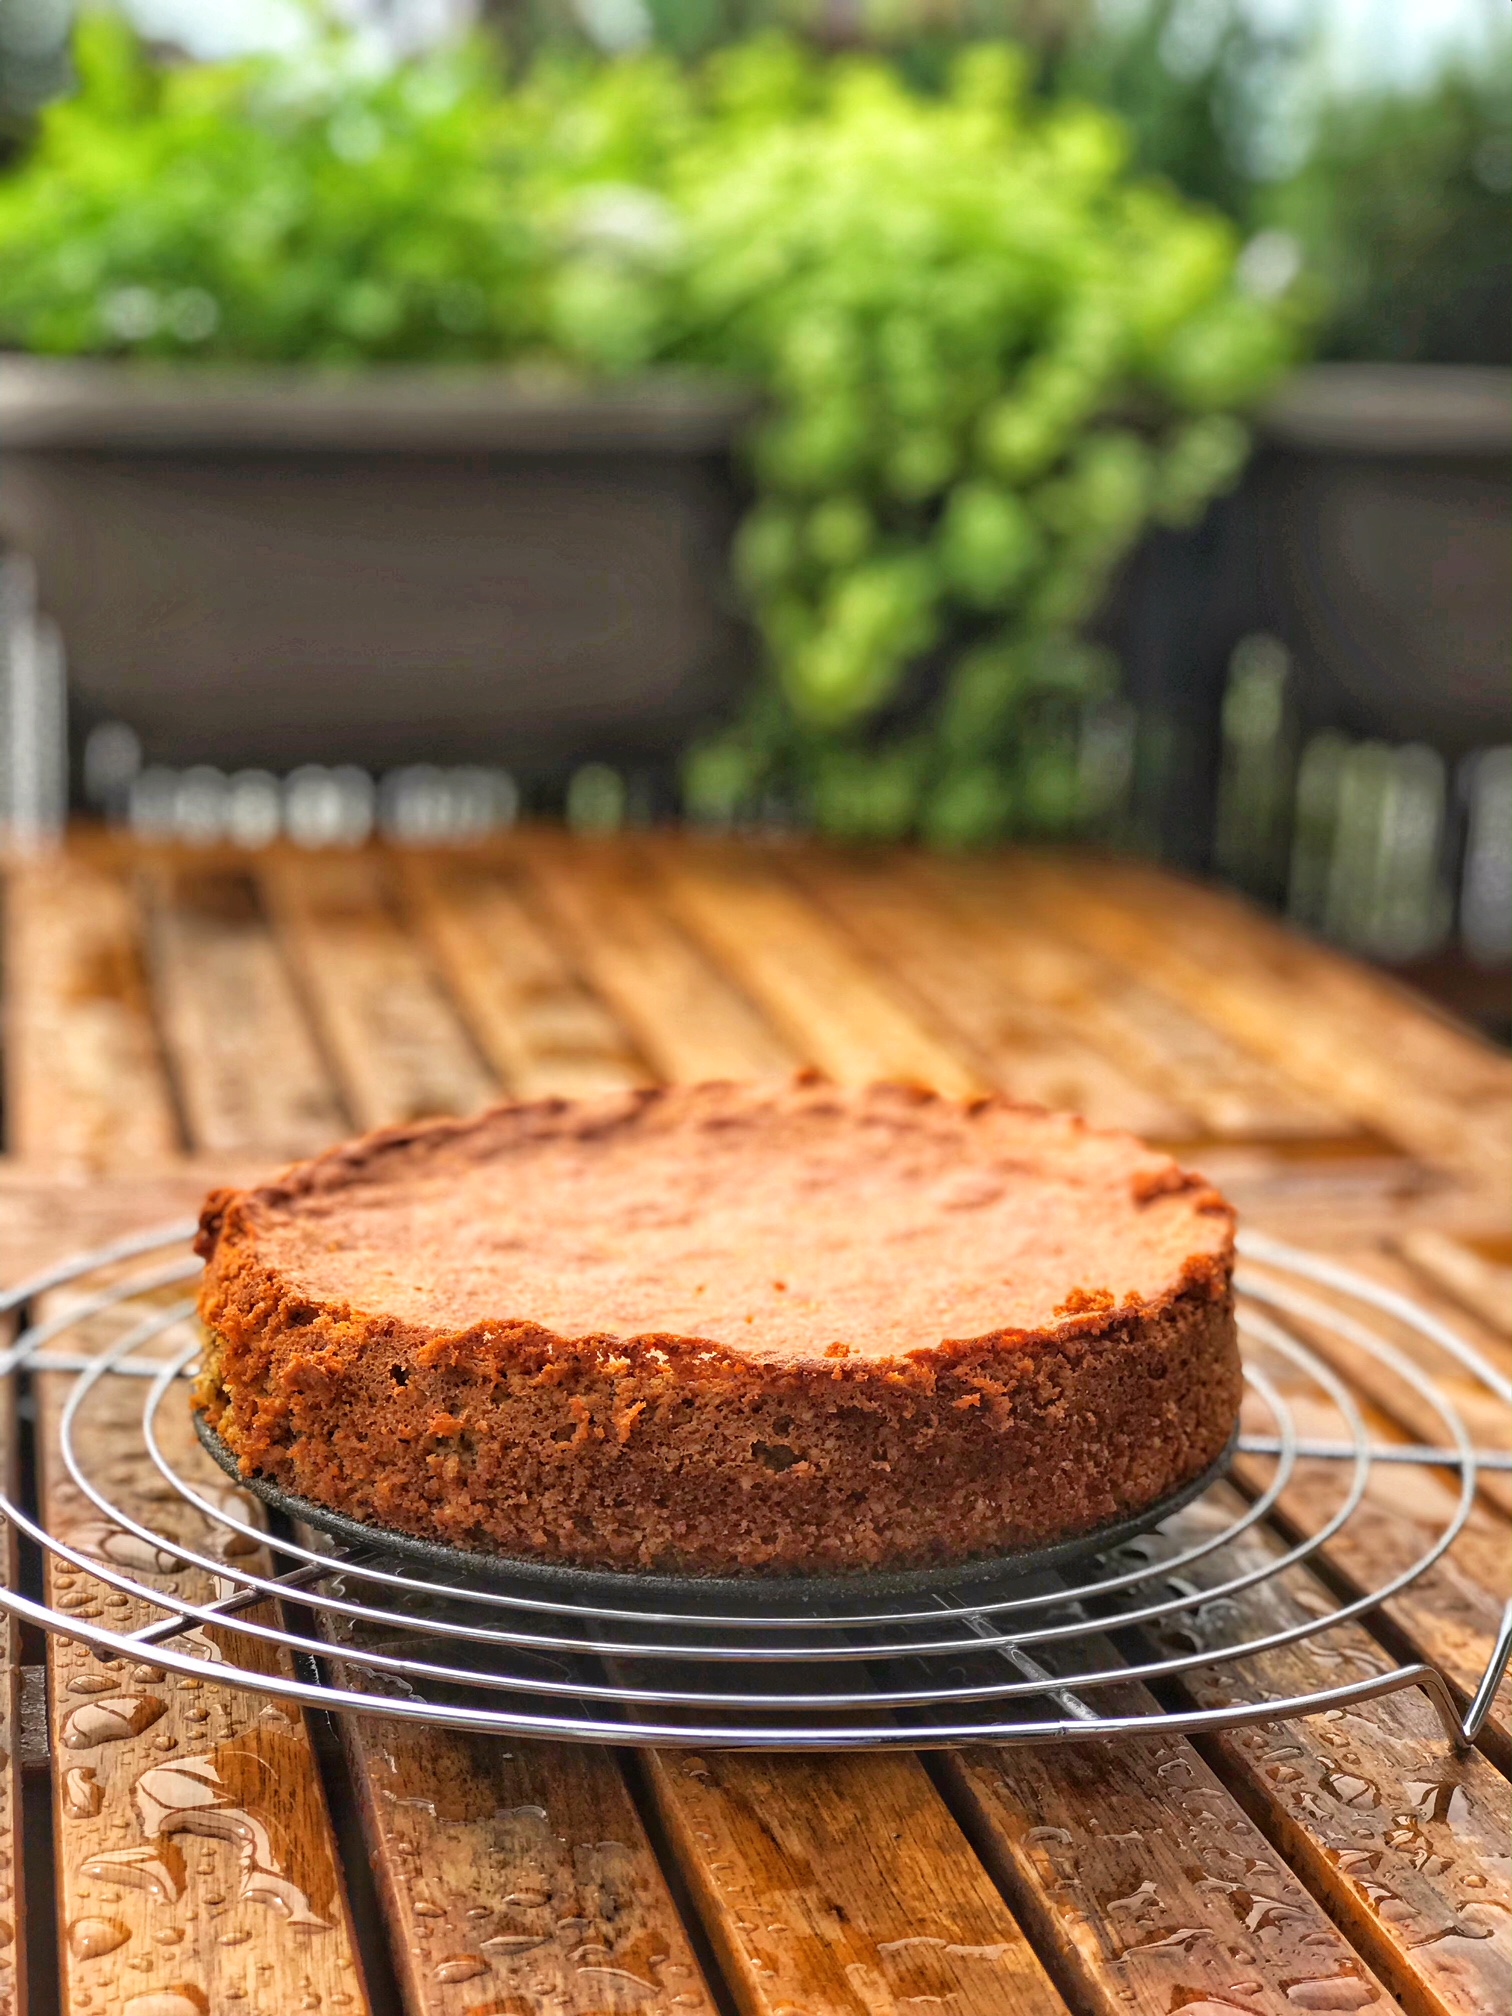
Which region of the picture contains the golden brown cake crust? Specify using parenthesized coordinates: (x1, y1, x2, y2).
(194, 1079, 1240, 1576)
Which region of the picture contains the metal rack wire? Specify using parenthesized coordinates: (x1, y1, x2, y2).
(2, 1225, 1507, 1752)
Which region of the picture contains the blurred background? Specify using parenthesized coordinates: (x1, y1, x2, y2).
(0, 0, 1506, 1034)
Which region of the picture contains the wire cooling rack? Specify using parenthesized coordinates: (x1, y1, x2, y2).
(1, 1224, 1507, 1752)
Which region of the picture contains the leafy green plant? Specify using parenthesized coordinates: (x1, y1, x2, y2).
(0, 17, 1298, 842)
(0, 14, 695, 366)
(672, 39, 1295, 838)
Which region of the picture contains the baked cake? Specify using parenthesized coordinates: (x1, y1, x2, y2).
(193, 1079, 1239, 1577)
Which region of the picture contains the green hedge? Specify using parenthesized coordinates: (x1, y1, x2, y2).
(0, 17, 1300, 841)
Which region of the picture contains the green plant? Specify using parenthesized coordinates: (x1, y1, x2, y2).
(0, 14, 700, 366)
(1264, 67, 1509, 367)
(0, 18, 1297, 842)
(673, 38, 1295, 839)
(1055, 0, 1305, 221)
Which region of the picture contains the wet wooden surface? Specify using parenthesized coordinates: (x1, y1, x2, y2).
(35, 1359, 370, 2016)
(0, 827, 1507, 2016)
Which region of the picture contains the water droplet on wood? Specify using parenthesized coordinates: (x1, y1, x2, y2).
(62, 1697, 167, 1749)
(67, 1916, 131, 1960)
(72, 1524, 185, 1576)
(434, 1956, 489, 1983)
(121, 1992, 210, 2016)
(1285, 1977, 1378, 2010)
(64, 1767, 103, 1819)
(79, 1846, 185, 1905)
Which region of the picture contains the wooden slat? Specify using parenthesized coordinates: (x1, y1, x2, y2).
(0, 1329, 24, 2016)
(520, 835, 796, 1082)
(37, 1315, 370, 2016)
(259, 850, 498, 1131)
(939, 1670, 1393, 2016)
(2, 852, 180, 1169)
(1132, 1481, 1511, 2016)
(338, 1721, 714, 2013)
(0, 1164, 266, 1284)
(904, 853, 1358, 1143)
(1397, 1230, 1512, 1340)
(1240, 1254, 1509, 1519)
(782, 848, 1198, 1137)
(398, 852, 650, 1098)
(1234, 1386, 1511, 1770)
(1181, 1144, 1465, 1250)
(1008, 854, 1512, 1198)
(643, 1748, 1066, 2016)
(140, 861, 349, 1158)
(4, 852, 376, 2014)
(647, 839, 983, 1094)
(232, 847, 720, 2014)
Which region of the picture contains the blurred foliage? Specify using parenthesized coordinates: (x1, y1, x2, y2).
(0, 0, 72, 155)
(0, 14, 697, 364)
(670, 39, 1295, 837)
(0, 14, 1296, 843)
(1263, 67, 1510, 367)
(1055, 0, 1305, 217)
(489, 0, 1090, 69)
(1059, 2, 1509, 370)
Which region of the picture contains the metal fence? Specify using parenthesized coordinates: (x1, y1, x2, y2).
(1211, 631, 1510, 971)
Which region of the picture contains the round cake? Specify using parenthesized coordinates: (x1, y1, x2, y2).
(193, 1078, 1239, 1577)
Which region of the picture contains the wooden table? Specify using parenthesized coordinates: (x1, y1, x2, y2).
(1, 827, 1508, 2016)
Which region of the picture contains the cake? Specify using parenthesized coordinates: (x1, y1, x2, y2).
(193, 1078, 1239, 1577)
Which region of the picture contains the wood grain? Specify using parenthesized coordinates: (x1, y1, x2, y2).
(901, 852, 1353, 1143)
(259, 850, 498, 1131)
(1131, 1481, 1511, 2016)
(1239, 1254, 1509, 1519)
(1397, 1231, 1512, 1340)
(1235, 1397, 1511, 1771)
(340, 1722, 715, 2015)
(398, 852, 650, 1099)
(780, 848, 1197, 1137)
(0, 1163, 265, 1284)
(3, 852, 180, 1169)
(643, 1747, 1067, 2016)
(940, 1673, 1394, 2016)
(36, 1311, 370, 2016)
(521, 834, 796, 1082)
(140, 861, 349, 1158)
(646, 839, 983, 1095)
(1010, 854, 1512, 1198)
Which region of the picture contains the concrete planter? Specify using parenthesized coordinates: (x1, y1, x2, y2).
(0, 357, 755, 784)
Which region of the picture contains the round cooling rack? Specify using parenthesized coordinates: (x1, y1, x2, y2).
(0, 1224, 1507, 1753)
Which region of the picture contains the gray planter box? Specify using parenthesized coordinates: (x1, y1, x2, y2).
(1103, 362, 1511, 867)
(0, 358, 755, 781)
(1256, 363, 1510, 755)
